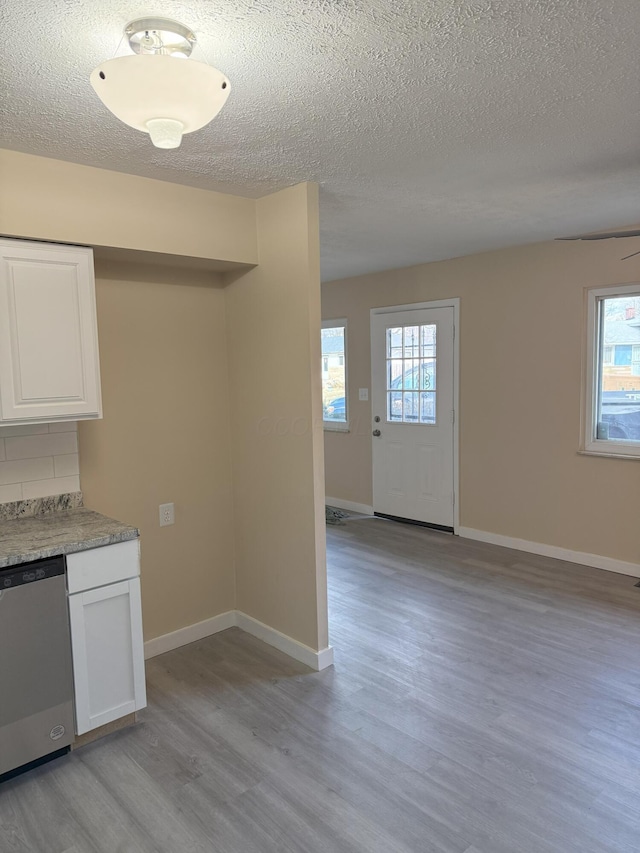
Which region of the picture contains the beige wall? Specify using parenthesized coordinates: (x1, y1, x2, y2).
(0, 149, 258, 265)
(79, 261, 236, 641)
(225, 183, 328, 651)
(0, 148, 328, 650)
(323, 238, 640, 565)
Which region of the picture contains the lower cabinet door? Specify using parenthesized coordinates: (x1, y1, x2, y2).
(69, 578, 147, 735)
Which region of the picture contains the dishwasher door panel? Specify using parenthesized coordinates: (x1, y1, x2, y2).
(0, 570, 75, 775)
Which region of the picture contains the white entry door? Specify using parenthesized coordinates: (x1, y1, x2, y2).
(371, 305, 456, 530)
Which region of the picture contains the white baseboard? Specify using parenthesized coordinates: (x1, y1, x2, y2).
(325, 496, 373, 515)
(144, 610, 334, 671)
(144, 611, 236, 659)
(458, 527, 640, 579)
(236, 612, 334, 671)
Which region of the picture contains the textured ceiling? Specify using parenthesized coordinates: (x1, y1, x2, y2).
(1, 1, 638, 281)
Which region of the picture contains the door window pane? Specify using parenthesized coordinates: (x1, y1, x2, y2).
(403, 392, 419, 421)
(388, 359, 403, 388)
(421, 324, 436, 357)
(386, 324, 437, 423)
(420, 392, 436, 424)
(403, 359, 419, 389)
(388, 391, 403, 421)
(404, 326, 420, 358)
(387, 327, 403, 359)
(421, 359, 436, 390)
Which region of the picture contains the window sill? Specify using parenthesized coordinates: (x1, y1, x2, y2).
(323, 423, 350, 433)
(578, 448, 640, 461)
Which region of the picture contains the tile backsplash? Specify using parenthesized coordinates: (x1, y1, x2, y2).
(0, 422, 80, 503)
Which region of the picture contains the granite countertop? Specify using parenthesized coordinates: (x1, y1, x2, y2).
(0, 507, 139, 569)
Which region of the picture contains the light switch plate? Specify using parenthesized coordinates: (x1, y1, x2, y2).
(358, 388, 369, 401)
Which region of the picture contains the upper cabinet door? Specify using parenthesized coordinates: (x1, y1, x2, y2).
(0, 239, 102, 424)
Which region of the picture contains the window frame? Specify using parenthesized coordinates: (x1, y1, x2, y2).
(583, 283, 640, 459)
(321, 318, 349, 432)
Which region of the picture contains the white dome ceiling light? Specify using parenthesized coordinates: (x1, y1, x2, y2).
(90, 17, 230, 149)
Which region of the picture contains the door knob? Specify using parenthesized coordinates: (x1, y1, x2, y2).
(372, 429, 381, 437)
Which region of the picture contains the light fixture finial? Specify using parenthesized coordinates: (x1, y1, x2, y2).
(146, 118, 184, 149)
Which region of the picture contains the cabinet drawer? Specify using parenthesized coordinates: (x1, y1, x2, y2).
(66, 539, 140, 594)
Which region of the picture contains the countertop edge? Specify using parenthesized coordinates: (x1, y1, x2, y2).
(0, 507, 140, 570)
(0, 519, 140, 569)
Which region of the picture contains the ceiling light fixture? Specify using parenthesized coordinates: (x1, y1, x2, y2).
(90, 17, 230, 149)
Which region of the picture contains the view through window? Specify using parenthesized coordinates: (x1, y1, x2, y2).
(321, 324, 347, 424)
(595, 292, 640, 445)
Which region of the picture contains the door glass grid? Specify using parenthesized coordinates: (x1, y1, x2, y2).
(386, 324, 436, 423)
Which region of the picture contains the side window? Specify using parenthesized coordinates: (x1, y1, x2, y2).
(321, 321, 348, 428)
(585, 286, 640, 456)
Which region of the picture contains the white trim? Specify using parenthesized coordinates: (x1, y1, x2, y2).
(144, 611, 236, 659)
(144, 610, 334, 671)
(583, 282, 640, 458)
(578, 449, 640, 461)
(316, 646, 336, 670)
(452, 300, 460, 531)
(371, 298, 459, 314)
(458, 527, 640, 578)
(236, 612, 334, 671)
(325, 496, 374, 515)
(370, 298, 460, 532)
(322, 318, 349, 430)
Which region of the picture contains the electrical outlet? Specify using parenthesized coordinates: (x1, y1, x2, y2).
(159, 502, 175, 527)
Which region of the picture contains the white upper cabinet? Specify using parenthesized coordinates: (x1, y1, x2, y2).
(0, 239, 102, 425)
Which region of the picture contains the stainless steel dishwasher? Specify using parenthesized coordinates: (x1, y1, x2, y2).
(0, 555, 75, 779)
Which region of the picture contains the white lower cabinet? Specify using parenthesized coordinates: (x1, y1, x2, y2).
(67, 540, 146, 735)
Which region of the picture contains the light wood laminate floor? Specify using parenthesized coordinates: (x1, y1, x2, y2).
(2, 516, 640, 852)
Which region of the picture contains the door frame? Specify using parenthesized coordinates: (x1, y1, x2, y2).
(370, 298, 460, 533)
